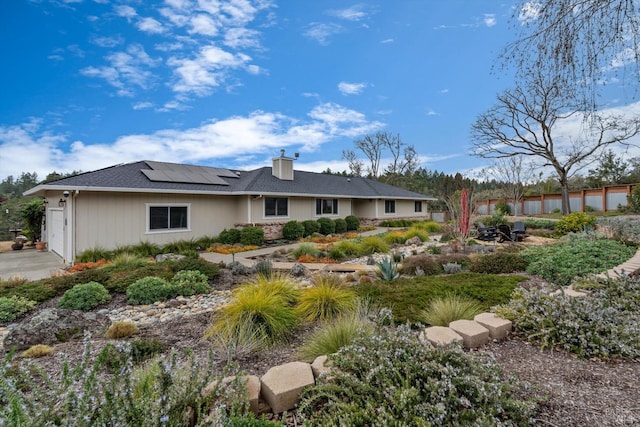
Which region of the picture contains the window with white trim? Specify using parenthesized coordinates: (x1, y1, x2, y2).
(316, 198, 338, 215)
(148, 205, 189, 231)
(415, 201, 423, 213)
(384, 199, 396, 214)
(265, 197, 288, 217)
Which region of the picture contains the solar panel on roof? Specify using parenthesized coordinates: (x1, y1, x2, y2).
(141, 168, 229, 185)
(143, 161, 238, 184)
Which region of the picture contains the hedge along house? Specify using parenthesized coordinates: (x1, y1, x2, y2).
(25, 151, 436, 264)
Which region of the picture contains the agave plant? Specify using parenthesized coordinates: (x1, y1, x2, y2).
(376, 257, 400, 281)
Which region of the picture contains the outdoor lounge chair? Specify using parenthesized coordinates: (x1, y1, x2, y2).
(475, 222, 499, 242)
(497, 222, 528, 242)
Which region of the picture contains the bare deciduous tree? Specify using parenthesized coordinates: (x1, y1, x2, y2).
(342, 149, 364, 176)
(471, 73, 640, 214)
(345, 131, 419, 181)
(480, 157, 538, 216)
(504, 1, 640, 112)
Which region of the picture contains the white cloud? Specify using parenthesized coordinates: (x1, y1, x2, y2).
(137, 17, 165, 34)
(168, 44, 255, 95)
(328, 4, 367, 21)
(484, 14, 496, 27)
(80, 44, 158, 96)
(338, 81, 367, 95)
(132, 101, 154, 110)
(1, 103, 384, 178)
(224, 27, 261, 49)
(91, 35, 124, 48)
(189, 14, 219, 36)
(48, 54, 64, 61)
(380, 38, 394, 44)
(304, 22, 343, 45)
(114, 5, 137, 21)
(425, 109, 438, 116)
(518, 1, 540, 24)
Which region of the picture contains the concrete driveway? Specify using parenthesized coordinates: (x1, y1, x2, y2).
(0, 248, 65, 281)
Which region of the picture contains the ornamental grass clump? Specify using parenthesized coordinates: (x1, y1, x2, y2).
(298, 301, 375, 362)
(204, 275, 299, 345)
(20, 344, 53, 358)
(58, 281, 111, 311)
(358, 235, 389, 255)
(105, 320, 139, 339)
(290, 243, 321, 260)
(494, 276, 640, 359)
(296, 274, 357, 322)
(298, 319, 537, 425)
(421, 294, 483, 326)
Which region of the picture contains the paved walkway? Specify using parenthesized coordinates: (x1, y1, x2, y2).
(0, 248, 65, 281)
(199, 228, 389, 273)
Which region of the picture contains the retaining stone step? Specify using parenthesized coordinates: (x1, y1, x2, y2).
(473, 313, 512, 340)
(420, 326, 463, 346)
(260, 361, 315, 414)
(448, 319, 490, 348)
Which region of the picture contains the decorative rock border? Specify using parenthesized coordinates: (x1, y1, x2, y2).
(209, 312, 513, 416)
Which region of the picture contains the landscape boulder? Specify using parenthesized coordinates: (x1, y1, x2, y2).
(3, 308, 111, 350)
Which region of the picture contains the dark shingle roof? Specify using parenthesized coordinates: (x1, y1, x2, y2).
(25, 160, 435, 200)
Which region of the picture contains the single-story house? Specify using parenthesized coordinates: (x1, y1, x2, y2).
(25, 152, 437, 263)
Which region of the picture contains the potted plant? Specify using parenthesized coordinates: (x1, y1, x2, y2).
(35, 241, 47, 251)
(20, 198, 45, 246)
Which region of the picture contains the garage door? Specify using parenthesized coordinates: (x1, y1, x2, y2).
(48, 209, 64, 257)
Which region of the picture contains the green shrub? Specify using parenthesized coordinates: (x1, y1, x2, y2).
(442, 262, 462, 274)
(0, 295, 37, 323)
(205, 277, 299, 344)
(334, 218, 347, 234)
(495, 276, 640, 359)
(252, 259, 273, 278)
(104, 263, 174, 293)
(169, 257, 220, 280)
(130, 338, 169, 364)
(240, 226, 264, 246)
(317, 217, 336, 235)
(358, 236, 389, 255)
(400, 254, 443, 276)
(328, 247, 346, 260)
(282, 221, 305, 240)
(379, 219, 415, 227)
(556, 212, 597, 234)
(171, 270, 210, 296)
(0, 339, 251, 426)
(58, 282, 111, 311)
(521, 234, 635, 286)
(355, 273, 524, 324)
(436, 254, 473, 269)
(218, 228, 241, 244)
(495, 199, 512, 215)
(302, 220, 320, 236)
(0, 279, 57, 303)
(126, 277, 178, 305)
(296, 274, 357, 321)
(298, 320, 536, 425)
(521, 219, 557, 230)
(470, 252, 529, 274)
(626, 185, 640, 212)
(345, 215, 360, 231)
(421, 294, 483, 326)
(290, 243, 320, 259)
(48, 268, 111, 296)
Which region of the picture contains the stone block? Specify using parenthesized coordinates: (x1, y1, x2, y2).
(448, 320, 489, 348)
(311, 355, 336, 379)
(202, 375, 261, 415)
(260, 361, 314, 414)
(473, 313, 512, 340)
(420, 326, 463, 347)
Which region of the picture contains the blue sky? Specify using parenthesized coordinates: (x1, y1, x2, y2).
(1, 0, 638, 182)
